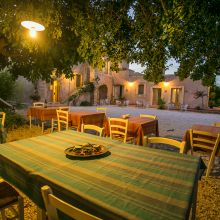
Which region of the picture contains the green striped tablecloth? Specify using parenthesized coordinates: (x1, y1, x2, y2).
(0, 130, 205, 220)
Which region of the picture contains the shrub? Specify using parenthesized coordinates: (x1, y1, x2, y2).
(158, 98, 166, 109)
(80, 101, 91, 106)
(0, 109, 27, 130)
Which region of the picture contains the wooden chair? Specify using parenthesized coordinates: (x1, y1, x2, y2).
(189, 129, 220, 177)
(51, 107, 70, 132)
(56, 109, 69, 132)
(96, 107, 107, 114)
(0, 179, 24, 220)
(33, 102, 45, 107)
(145, 137, 185, 153)
(81, 124, 104, 137)
(213, 122, 220, 127)
(41, 185, 101, 220)
(0, 112, 6, 127)
(108, 118, 135, 143)
(140, 114, 157, 119)
(32, 102, 45, 129)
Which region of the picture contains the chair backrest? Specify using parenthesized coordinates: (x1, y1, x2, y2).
(0, 112, 6, 127)
(189, 129, 220, 152)
(213, 122, 220, 127)
(41, 185, 100, 220)
(81, 124, 104, 137)
(33, 102, 45, 107)
(146, 137, 185, 153)
(56, 109, 69, 131)
(140, 114, 157, 119)
(108, 118, 128, 143)
(96, 107, 106, 114)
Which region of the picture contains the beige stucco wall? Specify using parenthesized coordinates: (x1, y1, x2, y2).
(153, 77, 209, 108)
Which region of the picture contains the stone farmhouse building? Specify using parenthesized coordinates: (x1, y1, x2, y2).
(15, 61, 209, 109)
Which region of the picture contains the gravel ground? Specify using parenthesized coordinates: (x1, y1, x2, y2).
(3, 106, 220, 219)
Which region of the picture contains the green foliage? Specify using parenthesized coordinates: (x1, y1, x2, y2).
(0, 109, 27, 130)
(209, 85, 220, 107)
(157, 97, 166, 109)
(0, 67, 16, 100)
(0, 1, 220, 85)
(68, 82, 95, 104)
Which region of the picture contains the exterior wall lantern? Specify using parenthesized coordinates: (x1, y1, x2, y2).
(163, 81, 170, 87)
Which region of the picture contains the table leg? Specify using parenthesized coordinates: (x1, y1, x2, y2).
(42, 122, 44, 133)
(191, 180, 198, 220)
(37, 207, 46, 220)
(51, 118, 54, 132)
(29, 116, 32, 129)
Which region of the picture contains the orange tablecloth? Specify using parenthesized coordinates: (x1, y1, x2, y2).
(106, 117, 159, 145)
(27, 106, 64, 121)
(69, 111, 107, 131)
(127, 117, 159, 145)
(183, 124, 220, 156)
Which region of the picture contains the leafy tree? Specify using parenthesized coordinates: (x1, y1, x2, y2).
(0, 0, 219, 85)
(0, 67, 16, 100)
(0, 0, 89, 81)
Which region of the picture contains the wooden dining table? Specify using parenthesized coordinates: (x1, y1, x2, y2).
(69, 111, 106, 131)
(27, 107, 106, 133)
(0, 130, 204, 220)
(106, 117, 159, 146)
(27, 106, 68, 131)
(183, 124, 220, 155)
(127, 117, 159, 145)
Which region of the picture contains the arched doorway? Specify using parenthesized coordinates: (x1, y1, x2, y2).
(98, 85, 108, 104)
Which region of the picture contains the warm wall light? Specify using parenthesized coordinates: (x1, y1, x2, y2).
(163, 82, 169, 87)
(128, 82, 134, 87)
(21, 20, 45, 38)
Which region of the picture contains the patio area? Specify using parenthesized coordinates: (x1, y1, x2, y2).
(3, 106, 219, 219)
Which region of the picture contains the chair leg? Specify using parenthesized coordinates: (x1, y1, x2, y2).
(37, 206, 47, 220)
(191, 180, 198, 220)
(18, 195, 24, 220)
(206, 155, 216, 177)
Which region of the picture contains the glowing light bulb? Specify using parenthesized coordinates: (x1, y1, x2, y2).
(29, 29, 37, 38)
(164, 82, 169, 87)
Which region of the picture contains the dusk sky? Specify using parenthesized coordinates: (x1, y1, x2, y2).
(129, 59, 179, 75)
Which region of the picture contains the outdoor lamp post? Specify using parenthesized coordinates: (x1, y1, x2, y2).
(21, 20, 45, 38)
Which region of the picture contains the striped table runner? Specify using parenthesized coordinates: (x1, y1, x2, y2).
(0, 130, 204, 220)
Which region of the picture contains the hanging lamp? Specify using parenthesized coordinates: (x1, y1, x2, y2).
(21, 20, 45, 37)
